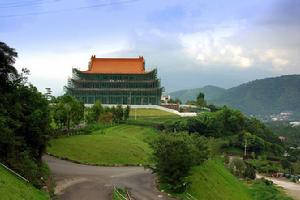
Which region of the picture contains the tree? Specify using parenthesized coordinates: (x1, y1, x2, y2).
(116, 105, 124, 122)
(230, 158, 246, 177)
(0, 41, 18, 91)
(86, 100, 103, 124)
(168, 98, 182, 104)
(52, 95, 84, 131)
(151, 133, 208, 192)
(196, 92, 206, 107)
(0, 41, 51, 187)
(124, 105, 130, 121)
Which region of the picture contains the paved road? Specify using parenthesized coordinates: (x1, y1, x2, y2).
(257, 174, 300, 200)
(43, 155, 175, 200)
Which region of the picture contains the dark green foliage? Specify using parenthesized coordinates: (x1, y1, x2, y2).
(281, 159, 292, 171)
(151, 133, 208, 192)
(229, 158, 246, 177)
(250, 179, 293, 200)
(114, 105, 124, 123)
(267, 121, 300, 147)
(124, 105, 130, 121)
(238, 132, 265, 156)
(0, 41, 50, 187)
(185, 107, 245, 137)
(244, 164, 256, 180)
(168, 98, 182, 104)
(85, 103, 131, 125)
(86, 100, 104, 123)
(163, 107, 284, 160)
(52, 95, 84, 131)
(247, 159, 282, 173)
(196, 92, 206, 107)
(0, 42, 18, 91)
(212, 75, 300, 116)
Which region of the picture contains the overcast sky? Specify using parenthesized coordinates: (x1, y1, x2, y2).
(1, 0, 300, 95)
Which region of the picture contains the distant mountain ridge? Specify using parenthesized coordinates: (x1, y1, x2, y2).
(168, 85, 226, 103)
(169, 75, 300, 116)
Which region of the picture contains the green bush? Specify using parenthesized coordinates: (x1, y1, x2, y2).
(151, 133, 208, 192)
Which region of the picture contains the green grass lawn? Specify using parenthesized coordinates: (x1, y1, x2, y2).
(129, 108, 177, 117)
(249, 180, 293, 200)
(0, 165, 49, 200)
(113, 187, 127, 200)
(127, 109, 180, 127)
(186, 159, 252, 200)
(47, 125, 157, 165)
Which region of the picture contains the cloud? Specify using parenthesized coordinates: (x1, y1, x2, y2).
(259, 49, 289, 71)
(14, 40, 129, 95)
(179, 25, 253, 69)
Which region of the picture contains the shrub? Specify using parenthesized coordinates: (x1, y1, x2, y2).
(244, 164, 256, 180)
(151, 133, 208, 192)
(229, 158, 246, 177)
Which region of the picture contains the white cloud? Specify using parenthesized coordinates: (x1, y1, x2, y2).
(14, 41, 129, 95)
(179, 30, 253, 68)
(259, 49, 289, 71)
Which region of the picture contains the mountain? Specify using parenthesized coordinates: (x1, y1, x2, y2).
(212, 75, 300, 116)
(169, 85, 226, 103)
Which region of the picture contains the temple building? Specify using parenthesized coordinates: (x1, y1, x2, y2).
(65, 56, 163, 105)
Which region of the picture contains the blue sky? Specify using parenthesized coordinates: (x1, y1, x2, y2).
(1, 0, 300, 95)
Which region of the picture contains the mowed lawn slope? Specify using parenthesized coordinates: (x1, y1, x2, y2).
(47, 125, 157, 165)
(187, 159, 252, 200)
(128, 108, 180, 125)
(129, 108, 177, 117)
(0, 165, 49, 200)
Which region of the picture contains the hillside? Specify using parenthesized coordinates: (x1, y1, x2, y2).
(212, 75, 300, 116)
(186, 159, 252, 200)
(169, 85, 226, 103)
(184, 159, 292, 200)
(48, 125, 157, 165)
(0, 165, 49, 200)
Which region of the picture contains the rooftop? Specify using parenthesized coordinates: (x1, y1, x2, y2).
(82, 56, 146, 74)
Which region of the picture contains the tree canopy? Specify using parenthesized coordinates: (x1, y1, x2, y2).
(0, 41, 50, 187)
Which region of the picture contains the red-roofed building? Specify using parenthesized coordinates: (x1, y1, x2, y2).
(65, 56, 163, 105)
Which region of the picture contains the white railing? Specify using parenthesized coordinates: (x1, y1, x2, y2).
(113, 186, 127, 200)
(0, 162, 29, 183)
(85, 104, 197, 117)
(186, 193, 198, 200)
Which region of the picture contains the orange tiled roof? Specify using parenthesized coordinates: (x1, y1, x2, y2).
(82, 56, 145, 74)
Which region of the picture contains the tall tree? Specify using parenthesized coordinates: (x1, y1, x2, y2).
(0, 41, 51, 186)
(196, 92, 206, 107)
(53, 95, 84, 131)
(0, 42, 18, 91)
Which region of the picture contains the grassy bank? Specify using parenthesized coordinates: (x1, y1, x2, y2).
(128, 108, 180, 126)
(129, 108, 177, 117)
(181, 159, 293, 200)
(0, 165, 49, 200)
(250, 180, 293, 200)
(47, 125, 157, 165)
(186, 159, 252, 200)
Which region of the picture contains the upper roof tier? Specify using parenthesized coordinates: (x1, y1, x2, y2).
(81, 55, 146, 74)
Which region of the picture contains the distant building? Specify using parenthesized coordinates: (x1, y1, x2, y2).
(278, 136, 287, 142)
(65, 56, 163, 105)
(290, 121, 300, 127)
(161, 94, 171, 103)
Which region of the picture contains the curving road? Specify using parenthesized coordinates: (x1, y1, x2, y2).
(43, 155, 175, 200)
